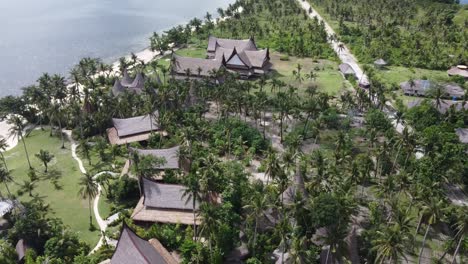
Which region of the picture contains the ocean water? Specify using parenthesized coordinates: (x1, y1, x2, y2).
(0, 0, 233, 97)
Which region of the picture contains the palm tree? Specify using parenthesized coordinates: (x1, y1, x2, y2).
(372, 223, 410, 264)
(18, 180, 36, 197)
(35, 149, 54, 173)
(0, 168, 13, 197)
(78, 139, 92, 165)
(451, 207, 468, 264)
(243, 191, 270, 256)
(78, 173, 99, 229)
(0, 137, 9, 171)
(8, 116, 32, 169)
(183, 173, 202, 241)
(417, 198, 446, 264)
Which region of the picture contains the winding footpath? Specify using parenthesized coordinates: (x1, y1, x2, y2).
(64, 130, 117, 254)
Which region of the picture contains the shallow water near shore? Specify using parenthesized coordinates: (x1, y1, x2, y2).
(0, 0, 233, 97)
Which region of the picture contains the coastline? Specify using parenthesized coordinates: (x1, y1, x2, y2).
(0, 120, 17, 152)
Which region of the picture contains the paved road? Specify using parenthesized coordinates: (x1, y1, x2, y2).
(297, 0, 369, 86)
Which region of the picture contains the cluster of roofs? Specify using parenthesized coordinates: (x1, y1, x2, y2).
(400, 79, 465, 99)
(171, 36, 272, 80)
(112, 70, 147, 96)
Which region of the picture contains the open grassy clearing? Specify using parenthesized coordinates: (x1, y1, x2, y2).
(0, 130, 101, 245)
(372, 66, 450, 87)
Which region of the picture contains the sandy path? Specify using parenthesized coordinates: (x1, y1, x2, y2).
(64, 130, 117, 254)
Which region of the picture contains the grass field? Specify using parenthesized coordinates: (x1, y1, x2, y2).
(0, 130, 102, 246)
(372, 66, 449, 87)
(270, 52, 348, 95)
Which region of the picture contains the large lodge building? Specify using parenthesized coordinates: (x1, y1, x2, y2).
(172, 36, 272, 80)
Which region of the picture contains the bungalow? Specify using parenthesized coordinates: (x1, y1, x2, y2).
(455, 128, 468, 144)
(100, 224, 178, 264)
(131, 178, 201, 225)
(401, 80, 465, 99)
(447, 65, 468, 79)
(407, 99, 468, 114)
(122, 146, 182, 177)
(112, 70, 149, 96)
(107, 114, 162, 145)
(339, 63, 356, 77)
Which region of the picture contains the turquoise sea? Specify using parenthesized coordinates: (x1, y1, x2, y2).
(0, 0, 233, 96)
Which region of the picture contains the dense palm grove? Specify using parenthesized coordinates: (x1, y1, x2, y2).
(311, 0, 468, 69)
(0, 0, 467, 263)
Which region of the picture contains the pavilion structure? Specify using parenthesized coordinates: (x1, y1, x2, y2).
(121, 146, 182, 177)
(112, 70, 148, 96)
(100, 224, 178, 264)
(131, 177, 201, 225)
(107, 114, 163, 145)
(171, 36, 271, 80)
(447, 65, 468, 79)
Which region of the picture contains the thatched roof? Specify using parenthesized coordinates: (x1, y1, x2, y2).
(130, 146, 180, 169)
(121, 69, 134, 87)
(374, 58, 387, 66)
(208, 36, 257, 53)
(172, 54, 224, 77)
(400, 80, 432, 95)
(112, 114, 159, 137)
(112, 79, 126, 97)
(456, 128, 468, 144)
(407, 99, 468, 114)
(15, 239, 28, 262)
(339, 63, 355, 75)
(132, 197, 200, 225)
(448, 66, 468, 78)
(111, 224, 178, 264)
(142, 178, 198, 211)
(0, 199, 14, 217)
(107, 128, 153, 146)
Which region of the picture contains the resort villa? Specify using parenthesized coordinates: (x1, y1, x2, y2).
(407, 99, 468, 114)
(107, 114, 162, 145)
(171, 36, 272, 79)
(112, 70, 147, 96)
(131, 178, 201, 225)
(122, 146, 182, 177)
(400, 80, 465, 99)
(100, 224, 178, 264)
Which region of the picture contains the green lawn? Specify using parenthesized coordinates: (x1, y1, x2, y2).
(174, 48, 206, 59)
(453, 8, 468, 27)
(0, 130, 101, 246)
(372, 66, 449, 87)
(270, 52, 348, 95)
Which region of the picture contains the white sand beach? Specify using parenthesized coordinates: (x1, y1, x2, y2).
(0, 120, 17, 151)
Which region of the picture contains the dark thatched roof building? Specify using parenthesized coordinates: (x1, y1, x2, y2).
(171, 36, 271, 80)
(112, 70, 148, 96)
(132, 178, 201, 225)
(401, 80, 465, 99)
(107, 114, 162, 145)
(109, 224, 178, 264)
(130, 146, 180, 170)
(407, 99, 468, 114)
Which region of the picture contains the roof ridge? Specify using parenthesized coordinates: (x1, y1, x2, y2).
(125, 225, 152, 264)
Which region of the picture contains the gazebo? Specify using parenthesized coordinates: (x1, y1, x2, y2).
(374, 58, 388, 69)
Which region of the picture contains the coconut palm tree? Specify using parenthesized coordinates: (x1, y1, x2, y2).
(183, 173, 202, 241)
(417, 198, 446, 264)
(0, 168, 13, 197)
(78, 173, 99, 229)
(35, 149, 54, 173)
(372, 223, 410, 264)
(451, 206, 468, 264)
(18, 179, 36, 197)
(243, 191, 270, 255)
(0, 137, 9, 171)
(8, 115, 32, 169)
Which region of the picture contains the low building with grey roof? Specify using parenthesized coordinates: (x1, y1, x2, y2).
(401, 80, 465, 99)
(131, 178, 201, 225)
(107, 114, 163, 145)
(407, 99, 468, 114)
(107, 224, 178, 264)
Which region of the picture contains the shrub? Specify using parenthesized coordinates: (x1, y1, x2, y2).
(279, 54, 289, 61)
(106, 176, 140, 204)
